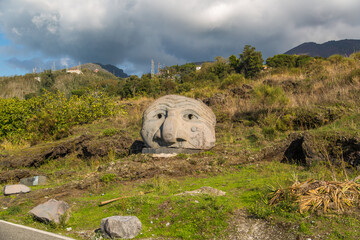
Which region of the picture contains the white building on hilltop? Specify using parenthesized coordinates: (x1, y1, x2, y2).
(66, 69, 82, 74)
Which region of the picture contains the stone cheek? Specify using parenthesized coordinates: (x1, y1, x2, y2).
(141, 95, 216, 150)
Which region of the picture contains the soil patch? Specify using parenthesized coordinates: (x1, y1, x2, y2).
(0, 134, 133, 170)
(223, 209, 297, 240)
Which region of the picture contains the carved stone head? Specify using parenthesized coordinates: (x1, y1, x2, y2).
(141, 95, 216, 150)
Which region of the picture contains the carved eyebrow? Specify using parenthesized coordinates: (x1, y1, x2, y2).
(144, 96, 216, 127)
(181, 109, 200, 116)
(147, 109, 165, 116)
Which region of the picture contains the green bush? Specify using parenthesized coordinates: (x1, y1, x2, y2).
(100, 173, 117, 183)
(102, 128, 121, 137)
(252, 84, 289, 110)
(220, 73, 245, 89)
(0, 90, 119, 143)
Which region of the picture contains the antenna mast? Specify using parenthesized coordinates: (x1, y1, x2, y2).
(151, 59, 155, 78)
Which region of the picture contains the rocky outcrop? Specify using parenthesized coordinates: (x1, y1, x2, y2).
(281, 132, 320, 166)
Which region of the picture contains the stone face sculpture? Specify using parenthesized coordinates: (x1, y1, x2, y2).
(141, 95, 216, 152)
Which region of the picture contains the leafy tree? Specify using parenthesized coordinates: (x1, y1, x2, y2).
(238, 45, 264, 78)
(295, 55, 313, 67)
(229, 55, 240, 72)
(212, 56, 231, 79)
(266, 54, 297, 68)
(40, 70, 55, 90)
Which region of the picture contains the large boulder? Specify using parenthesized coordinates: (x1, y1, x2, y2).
(3, 184, 31, 196)
(29, 199, 70, 224)
(101, 216, 142, 239)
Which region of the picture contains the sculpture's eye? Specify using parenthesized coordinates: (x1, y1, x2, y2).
(157, 113, 164, 119)
(184, 113, 198, 121)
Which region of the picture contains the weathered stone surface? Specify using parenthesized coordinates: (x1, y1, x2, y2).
(177, 186, 226, 196)
(3, 184, 31, 196)
(141, 95, 216, 150)
(20, 176, 47, 186)
(101, 216, 142, 239)
(142, 147, 200, 154)
(29, 199, 70, 224)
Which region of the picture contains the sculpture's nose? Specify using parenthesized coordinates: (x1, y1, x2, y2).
(161, 114, 178, 144)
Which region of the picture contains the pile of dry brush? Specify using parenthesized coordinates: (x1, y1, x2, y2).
(269, 176, 360, 213)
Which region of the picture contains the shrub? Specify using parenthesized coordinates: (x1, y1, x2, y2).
(102, 128, 120, 137)
(100, 173, 117, 183)
(220, 73, 245, 89)
(0, 90, 120, 143)
(252, 84, 289, 111)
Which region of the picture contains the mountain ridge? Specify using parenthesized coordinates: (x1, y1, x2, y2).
(284, 39, 360, 58)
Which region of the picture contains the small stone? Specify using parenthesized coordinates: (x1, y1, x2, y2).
(3, 184, 31, 196)
(176, 186, 226, 196)
(101, 216, 142, 239)
(66, 227, 72, 231)
(29, 199, 70, 224)
(20, 176, 47, 186)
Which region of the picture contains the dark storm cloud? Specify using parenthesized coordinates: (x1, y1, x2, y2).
(1, 0, 360, 75)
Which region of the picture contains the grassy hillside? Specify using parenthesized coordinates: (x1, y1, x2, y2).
(0, 51, 360, 239)
(0, 67, 121, 99)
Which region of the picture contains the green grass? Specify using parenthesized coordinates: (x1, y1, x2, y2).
(3, 159, 360, 239)
(5, 162, 305, 238)
(314, 112, 360, 135)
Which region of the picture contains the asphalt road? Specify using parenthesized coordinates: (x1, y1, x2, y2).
(0, 220, 75, 240)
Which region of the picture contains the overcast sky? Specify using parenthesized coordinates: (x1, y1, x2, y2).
(1, 0, 360, 76)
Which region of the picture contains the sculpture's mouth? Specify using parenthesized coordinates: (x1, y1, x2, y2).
(153, 135, 188, 148)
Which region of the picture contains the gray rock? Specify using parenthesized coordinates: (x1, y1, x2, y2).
(177, 186, 226, 196)
(20, 176, 47, 186)
(101, 216, 142, 239)
(141, 95, 216, 151)
(29, 199, 70, 224)
(3, 184, 31, 196)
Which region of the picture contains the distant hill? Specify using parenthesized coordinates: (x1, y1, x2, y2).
(70, 63, 129, 78)
(95, 63, 129, 78)
(284, 39, 360, 58)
